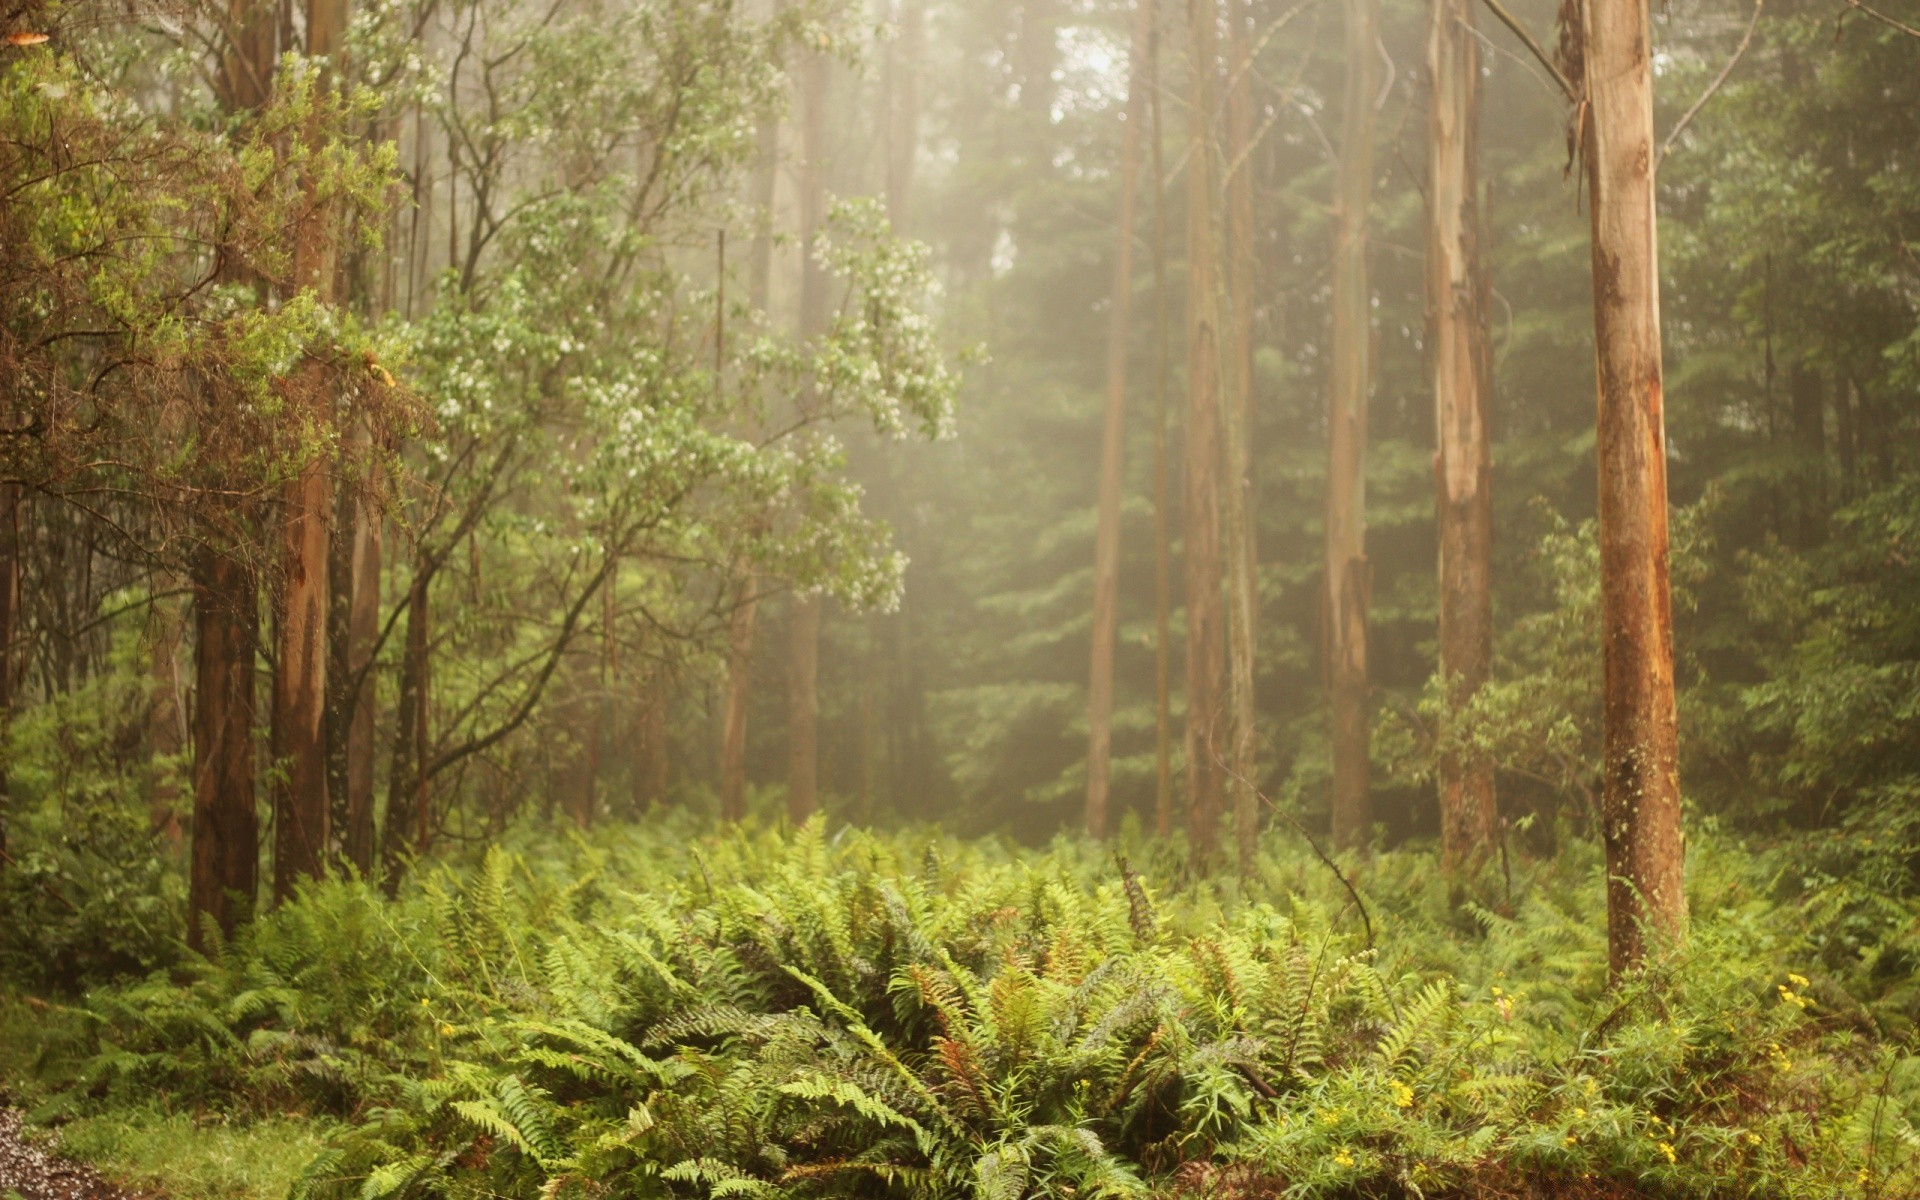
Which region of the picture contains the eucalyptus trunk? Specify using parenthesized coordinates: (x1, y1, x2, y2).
(1183, 0, 1225, 867)
(1428, 0, 1498, 872)
(1326, 0, 1379, 853)
(1577, 0, 1686, 977)
(1084, 0, 1153, 840)
(189, 550, 259, 951)
(1222, 0, 1259, 876)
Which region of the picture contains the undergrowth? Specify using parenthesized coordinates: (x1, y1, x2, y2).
(21, 817, 1920, 1199)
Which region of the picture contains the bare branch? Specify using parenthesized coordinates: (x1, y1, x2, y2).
(1479, 0, 1578, 101)
(1660, 0, 1765, 168)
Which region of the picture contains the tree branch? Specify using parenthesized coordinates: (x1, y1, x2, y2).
(1660, 0, 1764, 168)
(1479, 0, 1577, 101)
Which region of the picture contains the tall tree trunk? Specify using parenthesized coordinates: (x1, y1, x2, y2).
(1326, 0, 1379, 853)
(787, 595, 820, 822)
(1428, 0, 1497, 872)
(1085, 0, 1153, 840)
(271, 0, 350, 900)
(1790, 364, 1826, 547)
(148, 585, 188, 843)
(342, 467, 380, 874)
(787, 44, 830, 822)
(381, 571, 430, 893)
(1222, 0, 1259, 875)
(720, 572, 757, 821)
(1184, 0, 1226, 868)
(1147, 7, 1174, 840)
(189, 550, 260, 952)
(1576, 0, 1686, 977)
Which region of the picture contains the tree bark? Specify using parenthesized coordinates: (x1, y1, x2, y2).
(720, 570, 757, 821)
(635, 672, 670, 812)
(787, 594, 821, 823)
(270, 0, 350, 901)
(1577, 0, 1686, 977)
(1326, 0, 1379, 853)
(1184, 0, 1225, 868)
(189, 550, 260, 952)
(1223, 0, 1259, 875)
(1429, 0, 1497, 872)
(1147, 8, 1174, 840)
(1085, 0, 1153, 840)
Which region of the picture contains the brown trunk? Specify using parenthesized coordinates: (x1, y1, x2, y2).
(1578, 0, 1686, 977)
(342, 468, 380, 874)
(1429, 0, 1497, 872)
(381, 571, 430, 892)
(270, 0, 350, 900)
(787, 594, 821, 823)
(1085, 0, 1153, 840)
(188, 550, 260, 952)
(1184, 0, 1225, 868)
(148, 585, 188, 843)
(0, 482, 20, 858)
(786, 44, 830, 822)
(1326, 0, 1379, 853)
(720, 570, 758, 821)
(1147, 9, 1174, 840)
(1222, 0, 1259, 875)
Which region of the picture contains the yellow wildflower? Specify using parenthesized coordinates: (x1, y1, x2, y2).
(1658, 1142, 1677, 1164)
(1390, 1081, 1414, 1109)
(1333, 1150, 1355, 1169)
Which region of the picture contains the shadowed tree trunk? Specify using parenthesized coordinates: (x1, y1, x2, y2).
(1572, 0, 1686, 977)
(787, 43, 830, 823)
(189, 550, 259, 951)
(1326, 0, 1379, 853)
(1085, 0, 1153, 840)
(1184, 0, 1225, 868)
(635, 671, 670, 812)
(271, 0, 351, 901)
(1147, 6, 1174, 840)
(1223, 0, 1259, 875)
(1429, 0, 1497, 872)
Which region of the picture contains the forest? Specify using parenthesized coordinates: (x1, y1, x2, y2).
(1, 0, 1919, 1193)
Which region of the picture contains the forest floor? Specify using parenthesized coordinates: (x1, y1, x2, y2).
(0, 1108, 149, 1200)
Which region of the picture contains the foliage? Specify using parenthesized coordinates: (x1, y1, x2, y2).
(40, 820, 1920, 1199)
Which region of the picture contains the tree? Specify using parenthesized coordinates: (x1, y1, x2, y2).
(271, 0, 352, 903)
(1570, 0, 1687, 974)
(1428, 0, 1497, 871)
(1222, 0, 1259, 874)
(1326, 0, 1379, 853)
(1084, 0, 1153, 840)
(1184, 0, 1226, 866)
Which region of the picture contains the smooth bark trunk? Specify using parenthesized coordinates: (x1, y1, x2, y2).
(0, 482, 19, 859)
(381, 572, 430, 893)
(1429, 0, 1498, 872)
(1184, 0, 1225, 868)
(1148, 10, 1174, 840)
(1223, 0, 1259, 875)
(148, 586, 188, 843)
(342, 470, 380, 874)
(1578, 0, 1686, 977)
(1085, 0, 1152, 840)
(1326, 0, 1379, 853)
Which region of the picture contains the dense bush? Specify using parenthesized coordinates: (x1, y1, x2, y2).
(51, 819, 1920, 1199)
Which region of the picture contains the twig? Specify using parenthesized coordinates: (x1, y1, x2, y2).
(1660, 0, 1764, 167)
(1217, 754, 1375, 950)
(1841, 0, 1920, 37)
(1479, 0, 1577, 100)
